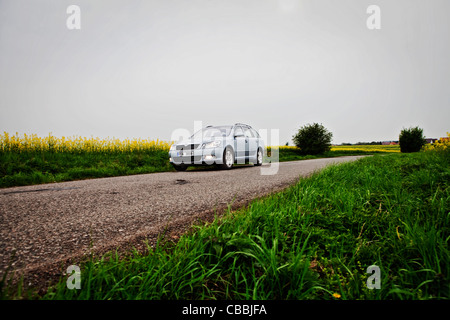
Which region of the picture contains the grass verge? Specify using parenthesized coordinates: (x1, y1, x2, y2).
(6, 150, 446, 300)
(0, 146, 397, 188)
(0, 150, 172, 188)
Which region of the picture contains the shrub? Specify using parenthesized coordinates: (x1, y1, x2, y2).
(399, 126, 426, 153)
(292, 123, 333, 155)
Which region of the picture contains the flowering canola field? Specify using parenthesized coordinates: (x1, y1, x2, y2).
(3, 131, 447, 155)
(330, 145, 400, 153)
(267, 144, 400, 153)
(424, 133, 450, 152)
(0, 132, 172, 153)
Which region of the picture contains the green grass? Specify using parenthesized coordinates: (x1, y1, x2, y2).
(270, 149, 376, 163)
(0, 150, 172, 188)
(8, 150, 445, 300)
(267, 145, 399, 163)
(0, 146, 396, 188)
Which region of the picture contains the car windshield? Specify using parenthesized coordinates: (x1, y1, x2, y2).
(191, 126, 232, 140)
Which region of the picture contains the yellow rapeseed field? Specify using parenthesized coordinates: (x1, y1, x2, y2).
(4, 132, 447, 154)
(330, 145, 400, 153)
(0, 132, 172, 153)
(267, 144, 400, 153)
(424, 132, 450, 152)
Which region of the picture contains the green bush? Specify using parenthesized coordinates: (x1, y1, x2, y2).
(292, 123, 333, 155)
(399, 126, 426, 153)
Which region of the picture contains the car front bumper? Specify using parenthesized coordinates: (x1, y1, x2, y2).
(169, 148, 223, 165)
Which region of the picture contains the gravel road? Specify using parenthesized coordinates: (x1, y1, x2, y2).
(0, 156, 364, 290)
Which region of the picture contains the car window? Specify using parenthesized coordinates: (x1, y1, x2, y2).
(234, 126, 244, 137)
(214, 126, 232, 136)
(243, 127, 253, 138)
(250, 128, 260, 138)
(191, 126, 232, 139)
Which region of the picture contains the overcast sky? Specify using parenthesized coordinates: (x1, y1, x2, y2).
(1, 0, 449, 145)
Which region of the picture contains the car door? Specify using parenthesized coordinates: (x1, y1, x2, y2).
(243, 126, 257, 160)
(233, 126, 246, 163)
(250, 127, 262, 148)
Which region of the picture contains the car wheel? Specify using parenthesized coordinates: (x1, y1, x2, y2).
(255, 148, 263, 166)
(172, 163, 187, 171)
(221, 147, 234, 170)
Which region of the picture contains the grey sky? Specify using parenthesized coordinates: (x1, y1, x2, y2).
(1, 0, 449, 145)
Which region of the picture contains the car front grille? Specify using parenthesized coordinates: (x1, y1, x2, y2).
(172, 156, 202, 163)
(176, 144, 200, 150)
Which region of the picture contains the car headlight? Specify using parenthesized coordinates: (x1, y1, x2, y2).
(203, 140, 221, 148)
(170, 144, 177, 151)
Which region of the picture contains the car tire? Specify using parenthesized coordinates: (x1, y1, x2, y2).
(221, 147, 234, 170)
(255, 148, 263, 166)
(172, 163, 187, 171)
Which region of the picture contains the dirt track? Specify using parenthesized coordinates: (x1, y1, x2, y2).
(0, 156, 364, 291)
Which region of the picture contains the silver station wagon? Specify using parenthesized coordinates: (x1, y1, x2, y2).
(169, 123, 265, 171)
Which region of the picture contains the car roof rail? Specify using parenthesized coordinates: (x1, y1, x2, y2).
(234, 123, 249, 127)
